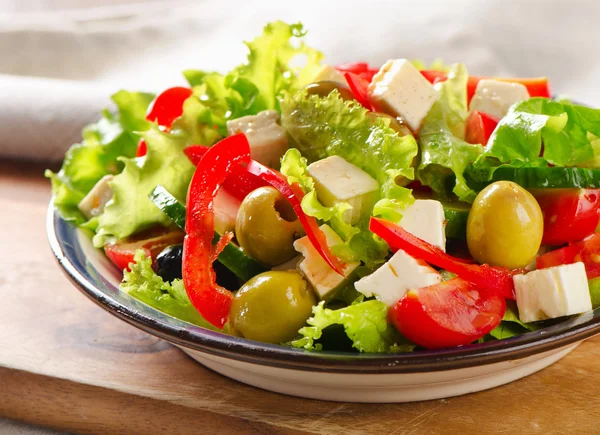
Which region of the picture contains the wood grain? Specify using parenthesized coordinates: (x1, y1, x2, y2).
(1, 158, 600, 435)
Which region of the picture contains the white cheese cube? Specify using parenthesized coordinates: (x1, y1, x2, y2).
(307, 156, 379, 225)
(293, 224, 359, 299)
(213, 188, 241, 235)
(398, 199, 446, 252)
(226, 110, 288, 168)
(368, 59, 438, 132)
(514, 262, 592, 323)
(469, 79, 530, 120)
(78, 175, 114, 220)
(311, 64, 347, 86)
(355, 250, 441, 307)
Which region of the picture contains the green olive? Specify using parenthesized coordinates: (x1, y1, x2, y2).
(235, 186, 304, 266)
(367, 112, 413, 137)
(467, 181, 543, 269)
(304, 81, 355, 101)
(230, 271, 317, 343)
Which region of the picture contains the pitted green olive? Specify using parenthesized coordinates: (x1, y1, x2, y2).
(467, 181, 543, 269)
(304, 81, 355, 101)
(235, 187, 304, 266)
(230, 271, 317, 343)
(367, 112, 413, 137)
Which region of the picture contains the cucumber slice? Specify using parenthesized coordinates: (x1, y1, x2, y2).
(443, 202, 470, 240)
(469, 166, 600, 189)
(149, 185, 267, 281)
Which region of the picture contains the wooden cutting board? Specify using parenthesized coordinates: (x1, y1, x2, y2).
(2, 159, 600, 435)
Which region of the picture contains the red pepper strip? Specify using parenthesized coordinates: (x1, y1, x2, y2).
(369, 217, 517, 299)
(246, 160, 346, 275)
(343, 72, 375, 111)
(183, 133, 251, 328)
(419, 71, 551, 103)
(335, 62, 379, 82)
(137, 87, 193, 157)
(184, 145, 268, 201)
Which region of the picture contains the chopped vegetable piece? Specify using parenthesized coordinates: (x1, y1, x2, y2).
(536, 233, 600, 280)
(335, 62, 379, 82)
(532, 188, 600, 245)
(369, 217, 516, 299)
(389, 277, 506, 349)
(343, 72, 374, 111)
(465, 111, 499, 146)
(104, 227, 184, 272)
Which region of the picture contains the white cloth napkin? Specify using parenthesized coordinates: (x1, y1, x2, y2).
(2, 0, 600, 161)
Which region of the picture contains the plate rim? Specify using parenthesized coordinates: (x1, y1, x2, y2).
(48, 202, 600, 374)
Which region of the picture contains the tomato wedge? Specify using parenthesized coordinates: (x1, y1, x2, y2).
(335, 62, 379, 82)
(104, 227, 185, 271)
(537, 233, 600, 279)
(369, 217, 517, 299)
(136, 87, 193, 157)
(389, 277, 506, 349)
(532, 189, 600, 245)
(343, 72, 375, 111)
(465, 111, 499, 146)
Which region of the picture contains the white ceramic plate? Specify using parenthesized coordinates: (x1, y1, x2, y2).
(48, 205, 600, 402)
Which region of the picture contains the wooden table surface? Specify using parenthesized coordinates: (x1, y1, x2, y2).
(2, 158, 600, 435)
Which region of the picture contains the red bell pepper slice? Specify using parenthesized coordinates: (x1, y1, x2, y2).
(369, 217, 516, 299)
(419, 70, 551, 103)
(343, 72, 375, 111)
(389, 277, 506, 349)
(335, 62, 379, 82)
(136, 87, 193, 157)
(465, 111, 499, 146)
(536, 233, 600, 279)
(246, 160, 346, 275)
(183, 133, 251, 328)
(184, 145, 268, 201)
(185, 144, 345, 275)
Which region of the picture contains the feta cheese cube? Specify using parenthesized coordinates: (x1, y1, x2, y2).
(514, 262, 592, 323)
(78, 175, 114, 220)
(398, 199, 446, 252)
(469, 79, 530, 119)
(355, 250, 441, 307)
(293, 224, 359, 299)
(226, 110, 288, 168)
(368, 59, 438, 132)
(307, 156, 379, 225)
(310, 64, 347, 86)
(213, 188, 241, 235)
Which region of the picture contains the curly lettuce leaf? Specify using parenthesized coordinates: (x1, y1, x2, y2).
(122, 250, 218, 331)
(291, 300, 413, 353)
(468, 99, 600, 184)
(93, 125, 201, 246)
(183, 21, 323, 134)
(46, 91, 155, 223)
(417, 63, 482, 202)
(280, 89, 418, 222)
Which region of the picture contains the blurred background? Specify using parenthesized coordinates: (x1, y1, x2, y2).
(1, 0, 599, 162)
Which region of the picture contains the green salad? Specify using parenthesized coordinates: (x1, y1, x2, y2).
(48, 21, 600, 352)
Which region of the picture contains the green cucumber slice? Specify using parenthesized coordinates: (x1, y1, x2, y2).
(149, 185, 267, 281)
(469, 166, 600, 189)
(443, 202, 470, 240)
